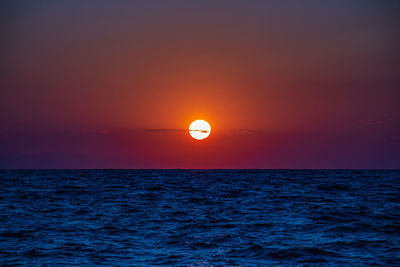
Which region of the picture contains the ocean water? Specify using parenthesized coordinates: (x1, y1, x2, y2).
(0, 170, 399, 266)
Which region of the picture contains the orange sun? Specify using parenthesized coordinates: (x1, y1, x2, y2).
(189, 120, 211, 140)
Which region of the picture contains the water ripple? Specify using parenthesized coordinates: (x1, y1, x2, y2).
(0, 169, 399, 265)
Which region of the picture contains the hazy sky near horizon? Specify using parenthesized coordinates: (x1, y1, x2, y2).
(1, 0, 399, 168)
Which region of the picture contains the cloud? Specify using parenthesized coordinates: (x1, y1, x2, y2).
(91, 130, 110, 134)
(146, 128, 256, 134)
(358, 119, 392, 125)
(145, 129, 186, 132)
(147, 129, 209, 133)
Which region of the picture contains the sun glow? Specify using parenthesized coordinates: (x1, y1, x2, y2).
(189, 120, 211, 140)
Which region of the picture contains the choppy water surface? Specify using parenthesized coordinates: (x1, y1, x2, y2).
(0, 170, 399, 265)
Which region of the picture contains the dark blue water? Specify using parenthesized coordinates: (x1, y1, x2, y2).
(0, 170, 399, 266)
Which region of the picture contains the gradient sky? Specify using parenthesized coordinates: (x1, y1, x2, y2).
(1, 0, 399, 168)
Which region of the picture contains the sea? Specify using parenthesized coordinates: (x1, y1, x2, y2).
(0, 170, 399, 266)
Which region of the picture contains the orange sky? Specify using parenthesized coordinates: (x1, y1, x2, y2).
(1, 1, 399, 168)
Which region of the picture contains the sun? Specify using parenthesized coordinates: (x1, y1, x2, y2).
(189, 120, 211, 140)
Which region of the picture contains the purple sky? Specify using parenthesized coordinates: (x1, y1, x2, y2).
(1, 1, 399, 168)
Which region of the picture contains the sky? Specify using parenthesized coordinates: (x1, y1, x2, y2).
(1, 0, 399, 168)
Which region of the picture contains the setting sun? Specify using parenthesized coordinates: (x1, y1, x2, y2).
(189, 120, 211, 140)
